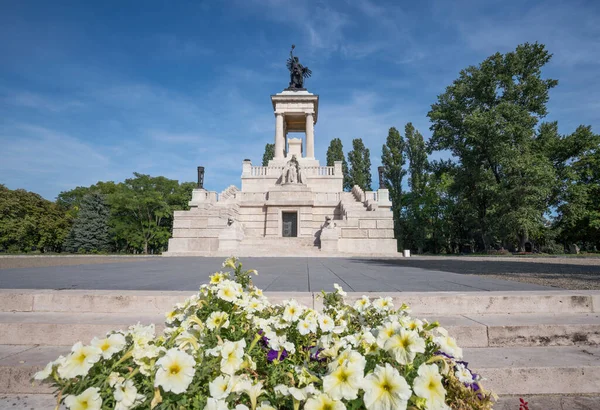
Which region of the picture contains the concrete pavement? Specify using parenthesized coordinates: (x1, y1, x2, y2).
(0, 257, 556, 291)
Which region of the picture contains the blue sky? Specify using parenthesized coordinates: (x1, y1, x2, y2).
(1, 0, 599, 200)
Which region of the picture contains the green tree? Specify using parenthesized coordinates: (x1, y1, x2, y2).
(381, 127, 406, 248)
(63, 192, 111, 253)
(428, 42, 558, 251)
(262, 143, 275, 166)
(108, 173, 194, 254)
(0, 185, 69, 252)
(326, 138, 350, 190)
(347, 138, 372, 192)
(551, 125, 600, 249)
(404, 123, 428, 253)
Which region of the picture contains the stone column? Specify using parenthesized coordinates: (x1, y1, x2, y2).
(274, 112, 285, 159)
(305, 112, 314, 159)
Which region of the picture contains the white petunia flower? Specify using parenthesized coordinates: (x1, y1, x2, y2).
(64, 387, 102, 410)
(154, 348, 196, 394)
(318, 314, 335, 332)
(376, 322, 401, 348)
(297, 318, 318, 335)
(217, 280, 242, 302)
(328, 349, 366, 372)
(353, 295, 371, 312)
(413, 364, 446, 409)
(237, 379, 265, 410)
(91, 333, 127, 360)
(373, 297, 394, 311)
(33, 361, 53, 381)
(282, 300, 305, 322)
(58, 342, 102, 379)
(323, 363, 364, 400)
(128, 323, 155, 346)
(434, 327, 463, 359)
(305, 393, 346, 410)
(363, 363, 411, 410)
(206, 311, 230, 330)
(205, 398, 229, 410)
(384, 329, 426, 365)
(454, 363, 474, 384)
(114, 379, 145, 409)
(220, 339, 246, 375)
(209, 375, 232, 399)
(333, 283, 347, 297)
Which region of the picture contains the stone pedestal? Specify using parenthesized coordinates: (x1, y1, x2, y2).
(218, 221, 245, 252)
(320, 226, 339, 252)
(267, 184, 313, 205)
(189, 189, 217, 208)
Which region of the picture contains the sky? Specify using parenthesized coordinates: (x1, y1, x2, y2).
(1, 0, 599, 200)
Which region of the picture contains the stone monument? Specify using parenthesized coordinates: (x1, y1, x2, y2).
(165, 47, 396, 256)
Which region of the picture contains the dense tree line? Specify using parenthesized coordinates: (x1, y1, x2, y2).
(0, 174, 195, 254)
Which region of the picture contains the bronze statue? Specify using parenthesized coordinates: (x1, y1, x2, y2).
(286, 45, 311, 90)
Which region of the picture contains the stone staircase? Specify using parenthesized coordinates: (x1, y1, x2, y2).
(1, 290, 599, 408)
(236, 236, 320, 256)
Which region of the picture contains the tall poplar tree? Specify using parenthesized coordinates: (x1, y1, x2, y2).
(404, 123, 428, 253)
(262, 143, 275, 166)
(347, 138, 372, 192)
(381, 127, 406, 248)
(326, 138, 350, 190)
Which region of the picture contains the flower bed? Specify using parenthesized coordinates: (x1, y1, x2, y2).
(35, 258, 496, 409)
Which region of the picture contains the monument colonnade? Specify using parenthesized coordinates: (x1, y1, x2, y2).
(274, 111, 315, 160)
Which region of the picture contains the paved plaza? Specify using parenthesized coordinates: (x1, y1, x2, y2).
(4, 256, 598, 292)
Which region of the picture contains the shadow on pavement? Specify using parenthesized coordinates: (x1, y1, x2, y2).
(353, 258, 600, 277)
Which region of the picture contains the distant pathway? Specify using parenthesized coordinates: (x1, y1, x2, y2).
(0, 256, 560, 292)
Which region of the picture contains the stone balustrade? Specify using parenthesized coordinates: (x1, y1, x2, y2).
(247, 165, 336, 177)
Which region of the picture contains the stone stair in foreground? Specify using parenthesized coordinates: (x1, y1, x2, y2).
(0, 289, 599, 407)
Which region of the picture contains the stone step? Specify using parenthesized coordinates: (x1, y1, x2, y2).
(466, 346, 600, 395)
(2, 345, 599, 396)
(1, 311, 597, 348)
(0, 311, 164, 345)
(2, 394, 600, 410)
(2, 290, 598, 315)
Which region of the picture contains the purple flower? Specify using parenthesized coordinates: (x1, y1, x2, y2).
(267, 349, 288, 362)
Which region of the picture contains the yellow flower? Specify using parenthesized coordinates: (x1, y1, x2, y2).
(154, 348, 196, 394)
(305, 393, 346, 410)
(210, 272, 225, 284)
(64, 387, 102, 410)
(413, 363, 446, 409)
(363, 363, 411, 410)
(323, 363, 363, 400)
(207, 311, 230, 330)
(384, 329, 425, 365)
(58, 342, 102, 379)
(91, 333, 126, 360)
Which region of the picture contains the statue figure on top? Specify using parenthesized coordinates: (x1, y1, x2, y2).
(286, 45, 312, 90)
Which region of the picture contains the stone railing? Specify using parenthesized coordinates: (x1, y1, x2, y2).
(218, 185, 239, 202)
(351, 185, 365, 202)
(249, 166, 279, 176)
(303, 166, 336, 176)
(245, 164, 336, 177)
